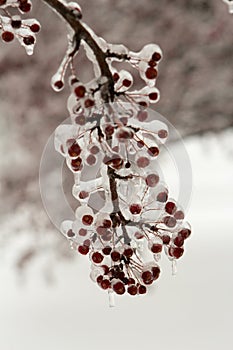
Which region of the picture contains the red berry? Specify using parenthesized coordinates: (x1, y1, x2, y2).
(84, 99, 94, 108)
(79, 228, 87, 236)
(142, 271, 153, 285)
(1, 31, 14, 42)
(86, 154, 96, 166)
(128, 278, 135, 285)
(157, 191, 168, 203)
(102, 246, 112, 255)
(113, 281, 125, 295)
(134, 231, 144, 239)
(92, 252, 104, 264)
(100, 279, 111, 290)
(169, 247, 184, 259)
(148, 146, 159, 157)
(129, 204, 142, 215)
(162, 234, 170, 245)
(104, 125, 114, 136)
(30, 23, 40, 33)
(173, 235, 184, 247)
(82, 215, 94, 226)
(146, 174, 159, 187)
(137, 157, 150, 168)
(19, 2, 31, 13)
(67, 229, 75, 238)
(178, 228, 191, 240)
(148, 59, 157, 67)
(148, 92, 158, 101)
(111, 251, 121, 262)
(116, 128, 133, 141)
(128, 285, 138, 295)
(90, 145, 99, 154)
(152, 52, 162, 62)
(68, 142, 81, 157)
(78, 245, 89, 255)
(145, 67, 157, 80)
(74, 85, 86, 98)
(79, 191, 89, 199)
(137, 110, 148, 121)
(174, 210, 184, 220)
(138, 285, 147, 294)
(137, 140, 145, 148)
(113, 72, 120, 82)
(124, 248, 133, 258)
(11, 19, 22, 29)
(75, 115, 86, 125)
(163, 216, 177, 228)
(71, 157, 82, 171)
(97, 275, 103, 284)
(54, 80, 64, 90)
(151, 266, 160, 280)
(151, 243, 162, 254)
(165, 201, 177, 215)
(23, 36, 35, 45)
(158, 129, 168, 139)
(83, 239, 91, 247)
(122, 79, 132, 87)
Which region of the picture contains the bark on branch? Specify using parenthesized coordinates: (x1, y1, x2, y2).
(42, 0, 115, 102)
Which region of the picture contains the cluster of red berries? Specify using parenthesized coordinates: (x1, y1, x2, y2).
(0, 0, 40, 55)
(51, 2, 192, 299)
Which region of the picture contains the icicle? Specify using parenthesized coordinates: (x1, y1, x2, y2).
(108, 290, 115, 308)
(172, 259, 177, 276)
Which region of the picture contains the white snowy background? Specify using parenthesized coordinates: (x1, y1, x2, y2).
(0, 131, 232, 350)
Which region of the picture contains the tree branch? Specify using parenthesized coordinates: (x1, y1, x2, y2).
(42, 0, 115, 102)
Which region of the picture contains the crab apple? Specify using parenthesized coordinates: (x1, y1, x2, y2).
(165, 201, 177, 215)
(1, 32, 14, 43)
(79, 228, 87, 236)
(169, 247, 184, 259)
(74, 85, 86, 98)
(137, 157, 150, 168)
(173, 235, 184, 247)
(174, 210, 185, 220)
(137, 110, 148, 121)
(138, 285, 147, 294)
(152, 52, 162, 61)
(142, 271, 154, 285)
(129, 204, 142, 215)
(78, 245, 89, 255)
(54, 80, 64, 90)
(92, 252, 104, 264)
(23, 36, 35, 45)
(158, 129, 168, 139)
(162, 234, 171, 245)
(84, 99, 94, 108)
(82, 214, 94, 226)
(128, 285, 138, 295)
(100, 279, 111, 290)
(86, 154, 96, 166)
(30, 23, 41, 33)
(68, 142, 81, 157)
(178, 228, 191, 240)
(71, 157, 82, 171)
(124, 247, 134, 258)
(113, 281, 125, 295)
(163, 216, 177, 228)
(104, 125, 115, 136)
(111, 250, 121, 262)
(19, 1, 31, 13)
(151, 266, 160, 280)
(11, 17, 22, 29)
(102, 246, 112, 255)
(145, 67, 157, 79)
(148, 92, 158, 101)
(157, 191, 168, 203)
(148, 146, 159, 157)
(146, 174, 159, 187)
